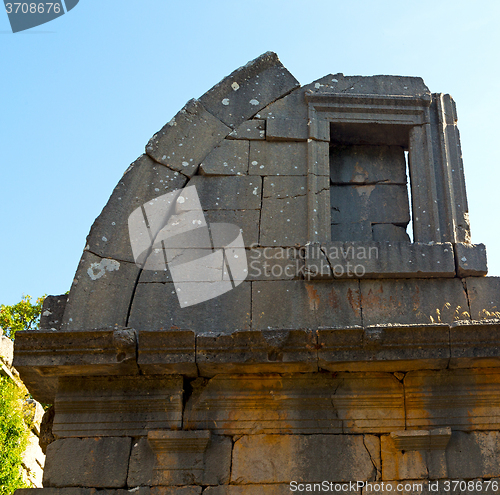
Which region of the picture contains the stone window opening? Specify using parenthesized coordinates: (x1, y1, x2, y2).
(329, 122, 413, 243)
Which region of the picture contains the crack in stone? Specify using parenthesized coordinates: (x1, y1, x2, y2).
(362, 435, 381, 481)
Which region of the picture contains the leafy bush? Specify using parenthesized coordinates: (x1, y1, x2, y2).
(0, 376, 30, 494)
(0, 295, 44, 340)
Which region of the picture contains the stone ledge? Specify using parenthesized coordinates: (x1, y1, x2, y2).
(13, 320, 500, 403)
(304, 242, 456, 280)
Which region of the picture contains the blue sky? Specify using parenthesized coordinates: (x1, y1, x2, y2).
(1, 0, 499, 306)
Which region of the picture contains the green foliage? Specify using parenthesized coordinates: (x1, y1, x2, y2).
(0, 295, 45, 341)
(0, 377, 30, 494)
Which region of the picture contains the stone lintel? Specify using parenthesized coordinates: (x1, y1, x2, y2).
(305, 242, 456, 280)
(390, 427, 452, 451)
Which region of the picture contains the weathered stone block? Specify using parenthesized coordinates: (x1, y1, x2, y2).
(332, 222, 373, 242)
(249, 141, 307, 175)
(333, 372, 405, 433)
(330, 184, 410, 225)
(266, 116, 308, 141)
(199, 139, 249, 176)
(196, 330, 317, 376)
(39, 406, 55, 454)
(247, 247, 303, 281)
(85, 154, 188, 263)
(203, 434, 232, 485)
(307, 242, 456, 279)
(330, 145, 407, 184)
(318, 323, 450, 372)
(231, 434, 378, 483)
(372, 224, 410, 242)
(446, 431, 500, 479)
(186, 176, 261, 210)
(148, 430, 210, 486)
(360, 279, 469, 326)
(450, 320, 500, 368)
(127, 437, 156, 487)
(466, 276, 500, 320)
(146, 99, 230, 177)
(204, 209, 260, 246)
(381, 435, 429, 481)
(40, 294, 68, 330)
(61, 251, 140, 330)
(137, 330, 196, 375)
(227, 119, 266, 140)
(14, 328, 138, 382)
(405, 368, 500, 430)
(185, 372, 403, 435)
(199, 51, 299, 128)
(53, 376, 183, 437)
(454, 243, 487, 277)
(252, 280, 362, 330)
(128, 281, 251, 334)
(43, 437, 132, 488)
(260, 176, 308, 246)
(184, 374, 341, 435)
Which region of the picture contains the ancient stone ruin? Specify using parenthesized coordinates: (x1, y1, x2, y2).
(13, 52, 500, 494)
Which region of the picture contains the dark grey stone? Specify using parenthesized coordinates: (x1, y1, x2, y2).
(128, 281, 251, 334)
(454, 242, 487, 277)
(312, 242, 455, 279)
(318, 323, 450, 372)
(137, 330, 196, 376)
(85, 154, 187, 263)
(446, 431, 500, 479)
(227, 119, 266, 140)
(196, 330, 317, 376)
(360, 278, 469, 326)
(330, 144, 407, 184)
(199, 139, 249, 176)
(252, 280, 362, 330)
(39, 405, 56, 454)
(450, 320, 500, 368)
(146, 99, 230, 177)
(127, 437, 156, 487)
(40, 294, 68, 330)
(204, 209, 260, 246)
(199, 51, 299, 128)
(247, 247, 303, 281)
(61, 251, 140, 330)
(372, 224, 410, 242)
(465, 276, 500, 320)
(331, 221, 373, 242)
(203, 435, 233, 485)
(266, 116, 308, 141)
(249, 141, 307, 175)
(43, 437, 132, 488)
(259, 176, 308, 246)
(257, 73, 430, 132)
(186, 176, 261, 210)
(330, 184, 410, 225)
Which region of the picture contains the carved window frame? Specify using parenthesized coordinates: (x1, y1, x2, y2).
(305, 92, 468, 245)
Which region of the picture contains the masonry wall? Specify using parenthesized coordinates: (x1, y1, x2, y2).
(12, 52, 500, 495)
